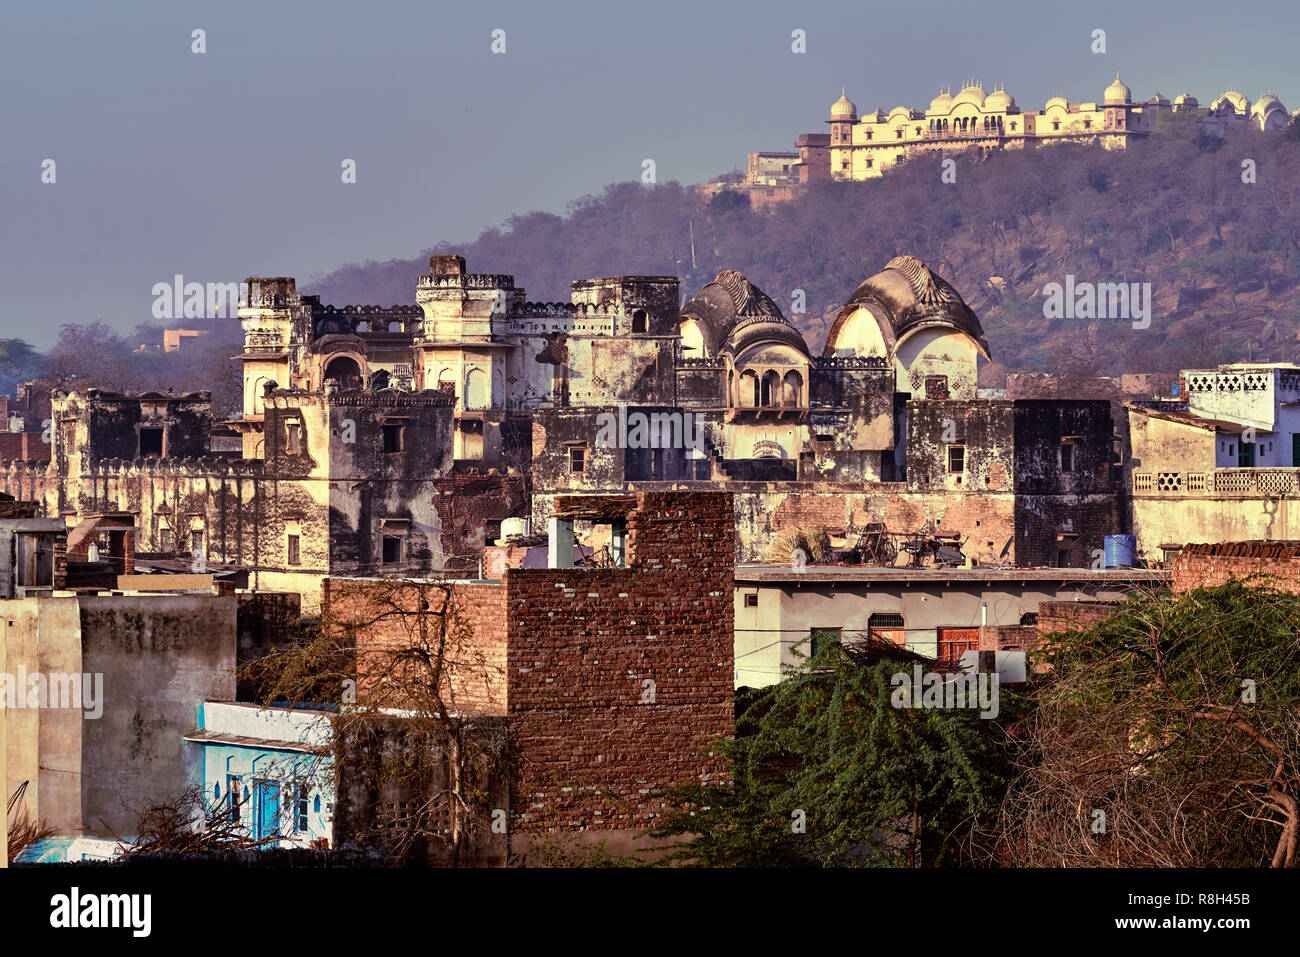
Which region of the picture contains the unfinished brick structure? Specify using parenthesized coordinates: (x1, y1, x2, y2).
(1169, 541, 1300, 594)
(331, 490, 735, 856)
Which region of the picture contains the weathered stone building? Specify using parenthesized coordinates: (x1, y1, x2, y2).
(1, 249, 1125, 613)
(529, 255, 1118, 568)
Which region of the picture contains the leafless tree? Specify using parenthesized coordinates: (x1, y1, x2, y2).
(244, 577, 510, 865)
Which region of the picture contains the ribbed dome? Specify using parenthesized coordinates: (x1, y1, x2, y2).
(1104, 73, 1131, 104)
(985, 86, 1015, 111)
(681, 271, 810, 359)
(830, 87, 857, 119)
(1252, 93, 1285, 116)
(1212, 90, 1249, 113)
(828, 255, 990, 359)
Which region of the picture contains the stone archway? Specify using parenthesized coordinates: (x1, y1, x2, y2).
(324, 355, 364, 390)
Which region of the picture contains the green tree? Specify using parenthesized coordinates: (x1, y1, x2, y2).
(650, 638, 1021, 867)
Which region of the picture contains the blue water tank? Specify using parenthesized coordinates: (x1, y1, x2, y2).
(1104, 534, 1137, 568)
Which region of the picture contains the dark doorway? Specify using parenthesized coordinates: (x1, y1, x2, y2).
(140, 427, 164, 457)
(324, 356, 364, 390)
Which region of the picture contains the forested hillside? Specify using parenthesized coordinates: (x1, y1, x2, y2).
(309, 114, 1300, 385)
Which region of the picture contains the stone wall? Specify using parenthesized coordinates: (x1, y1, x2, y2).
(78, 594, 237, 838)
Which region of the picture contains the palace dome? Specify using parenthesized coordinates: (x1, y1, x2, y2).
(1253, 93, 1286, 116)
(985, 87, 1015, 111)
(952, 83, 986, 108)
(1104, 73, 1132, 104)
(830, 88, 858, 119)
(1212, 89, 1249, 113)
(929, 87, 953, 112)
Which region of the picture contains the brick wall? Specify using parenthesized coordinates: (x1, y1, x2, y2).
(978, 624, 1040, 654)
(325, 578, 509, 717)
(66, 519, 135, 573)
(506, 491, 734, 832)
(0, 432, 50, 462)
(324, 491, 736, 843)
(1037, 600, 1123, 637)
(1170, 544, 1300, 595)
(432, 469, 526, 573)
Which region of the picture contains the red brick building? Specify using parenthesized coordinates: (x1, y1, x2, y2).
(327, 489, 735, 858)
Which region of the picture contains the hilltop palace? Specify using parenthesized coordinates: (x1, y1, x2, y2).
(717, 77, 1295, 199)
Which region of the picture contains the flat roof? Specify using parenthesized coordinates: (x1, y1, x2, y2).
(734, 564, 1169, 584)
(181, 729, 323, 754)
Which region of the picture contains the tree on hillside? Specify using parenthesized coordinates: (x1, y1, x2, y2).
(38, 319, 244, 417)
(305, 119, 1300, 381)
(649, 637, 1022, 867)
(43, 321, 144, 392)
(0, 339, 43, 398)
(999, 582, 1300, 867)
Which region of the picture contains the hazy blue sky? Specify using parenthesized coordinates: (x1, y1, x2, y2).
(2, 0, 1297, 346)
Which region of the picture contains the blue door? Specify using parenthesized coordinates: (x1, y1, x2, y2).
(254, 782, 281, 840)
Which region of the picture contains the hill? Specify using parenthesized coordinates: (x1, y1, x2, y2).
(306, 114, 1300, 385)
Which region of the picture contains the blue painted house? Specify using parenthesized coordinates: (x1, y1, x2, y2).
(184, 701, 334, 848)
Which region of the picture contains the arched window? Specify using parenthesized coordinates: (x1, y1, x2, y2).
(324, 356, 363, 390)
(739, 370, 759, 408)
(782, 370, 802, 407)
(465, 368, 490, 410)
(761, 371, 780, 407)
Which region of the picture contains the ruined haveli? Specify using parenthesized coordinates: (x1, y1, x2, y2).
(0, 252, 1126, 610)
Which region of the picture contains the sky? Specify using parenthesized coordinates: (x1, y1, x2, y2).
(1, 0, 1298, 347)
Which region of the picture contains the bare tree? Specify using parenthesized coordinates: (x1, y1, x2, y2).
(997, 583, 1300, 867)
(5, 781, 55, 864)
(244, 577, 510, 865)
